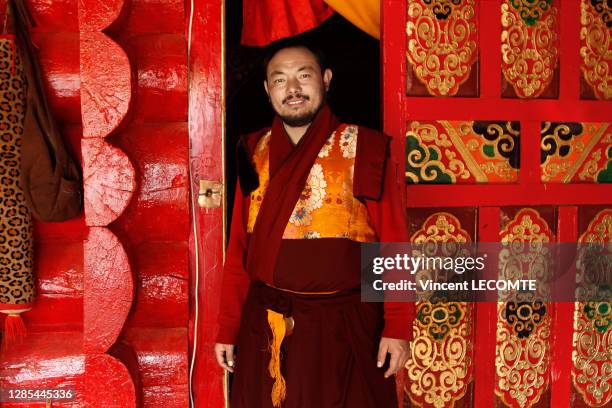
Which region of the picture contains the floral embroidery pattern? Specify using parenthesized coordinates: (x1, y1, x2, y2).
(303, 231, 321, 239)
(318, 132, 335, 158)
(289, 163, 327, 226)
(340, 126, 358, 158)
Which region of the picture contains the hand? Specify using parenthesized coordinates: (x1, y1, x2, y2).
(377, 337, 409, 378)
(214, 343, 236, 372)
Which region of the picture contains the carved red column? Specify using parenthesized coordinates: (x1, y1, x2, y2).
(79, 0, 136, 405)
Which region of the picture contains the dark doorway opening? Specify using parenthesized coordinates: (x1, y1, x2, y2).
(225, 2, 381, 214)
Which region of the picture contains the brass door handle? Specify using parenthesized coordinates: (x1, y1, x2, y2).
(198, 180, 223, 208)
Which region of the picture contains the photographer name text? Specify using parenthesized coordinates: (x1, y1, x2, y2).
(372, 279, 537, 292)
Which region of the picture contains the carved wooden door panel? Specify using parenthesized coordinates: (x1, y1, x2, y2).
(381, 1, 611, 407)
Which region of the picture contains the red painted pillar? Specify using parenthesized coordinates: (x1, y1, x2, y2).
(187, 0, 227, 406)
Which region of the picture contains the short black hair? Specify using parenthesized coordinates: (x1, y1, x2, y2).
(262, 38, 328, 80)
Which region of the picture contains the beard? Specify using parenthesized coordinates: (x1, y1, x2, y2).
(276, 93, 325, 127)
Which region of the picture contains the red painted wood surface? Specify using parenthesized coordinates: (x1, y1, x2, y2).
(404, 184, 610, 208)
(109, 340, 145, 407)
(100, 1, 189, 406)
(121, 327, 189, 407)
(0, 0, 189, 408)
(551, 206, 578, 408)
(78, 2, 137, 406)
(84, 354, 136, 407)
(381, 0, 407, 211)
(78, 0, 125, 31)
(109, 2, 190, 405)
(123, 34, 188, 123)
(113, 123, 189, 244)
(28, 239, 84, 331)
(105, 0, 189, 405)
(474, 207, 500, 408)
(2, 1, 190, 406)
(125, 242, 189, 328)
(80, 31, 131, 138)
(1, 340, 136, 407)
(31, 32, 81, 123)
(188, 0, 226, 406)
(26, 0, 78, 32)
(120, 0, 184, 35)
(84, 227, 134, 353)
(0, 333, 86, 407)
(82, 138, 136, 226)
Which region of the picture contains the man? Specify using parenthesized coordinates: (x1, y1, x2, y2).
(214, 40, 414, 407)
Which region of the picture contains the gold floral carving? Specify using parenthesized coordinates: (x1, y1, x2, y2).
(499, 210, 553, 301)
(407, 301, 473, 408)
(406, 122, 471, 183)
(406, 0, 478, 96)
(495, 302, 551, 408)
(541, 122, 585, 182)
(500, 209, 553, 244)
(423, 0, 462, 19)
(405, 213, 473, 408)
(495, 209, 553, 408)
(580, 0, 612, 100)
(540, 122, 611, 183)
(406, 121, 519, 184)
(411, 213, 471, 244)
(579, 148, 604, 180)
(508, 0, 552, 25)
(572, 209, 612, 406)
(501, 1, 559, 98)
(580, 210, 612, 244)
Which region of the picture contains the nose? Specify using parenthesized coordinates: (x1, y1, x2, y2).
(286, 76, 301, 95)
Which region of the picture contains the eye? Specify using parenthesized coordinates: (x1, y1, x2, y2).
(300, 73, 311, 79)
(273, 78, 285, 85)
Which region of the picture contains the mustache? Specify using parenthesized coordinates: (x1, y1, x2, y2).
(282, 93, 310, 104)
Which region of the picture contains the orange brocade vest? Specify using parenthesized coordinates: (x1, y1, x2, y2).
(246, 124, 377, 242)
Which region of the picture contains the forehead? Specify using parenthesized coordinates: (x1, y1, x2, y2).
(267, 47, 320, 75)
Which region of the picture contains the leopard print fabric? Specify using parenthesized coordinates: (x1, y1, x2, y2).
(0, 36, 34, 308)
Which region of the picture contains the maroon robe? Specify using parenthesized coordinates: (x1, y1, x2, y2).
(217, 106, 414, 407)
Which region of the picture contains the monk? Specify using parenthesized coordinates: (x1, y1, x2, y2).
(214, 40, 414, 407)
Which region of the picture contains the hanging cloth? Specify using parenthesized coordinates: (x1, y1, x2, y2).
(0, 2, 33, 350)
(324, 0, 380, 39)
(241, 0, 334, 46)
(9, 0, 82, 222)
(240, 0, 380, 46)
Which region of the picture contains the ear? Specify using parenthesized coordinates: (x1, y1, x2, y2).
(322, 68, 333, 92)
(264, 80, 269, 96)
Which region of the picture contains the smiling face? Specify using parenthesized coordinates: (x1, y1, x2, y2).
(264, 46, 332, 128)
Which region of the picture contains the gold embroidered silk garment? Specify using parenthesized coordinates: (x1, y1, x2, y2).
(247, 124, 377, 242)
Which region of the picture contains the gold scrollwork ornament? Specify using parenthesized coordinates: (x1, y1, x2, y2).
(501, 1, 559, 98)
(406, 213, 473, 408)
(572, 210, 612, 406)
(580, 0, 612, 100)
(495, 209, 553, 408)
(406, 0, 478, 96)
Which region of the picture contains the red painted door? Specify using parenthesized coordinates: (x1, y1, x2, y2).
(382, 1, 611, 407)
